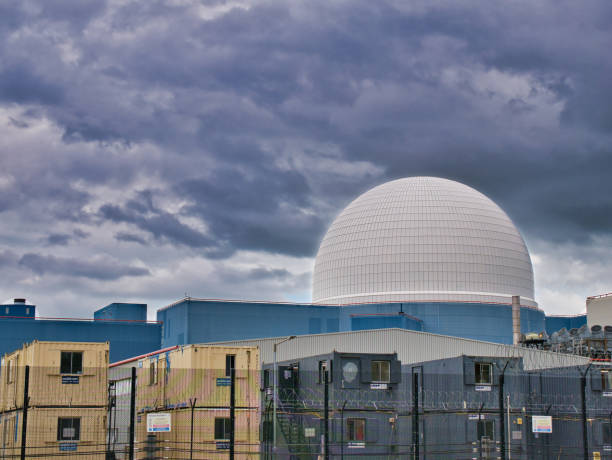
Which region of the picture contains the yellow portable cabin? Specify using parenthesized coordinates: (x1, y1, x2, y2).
(0, 341, 109, 410)
(134, 345, 260, 459)
(0, 341, 109, 459)
(136, 345, 259, 410)
(0, 407, 107, 459)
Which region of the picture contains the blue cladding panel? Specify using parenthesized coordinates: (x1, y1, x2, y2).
(0, 318, 161, 362)
(545, 315, 587, 335)
(0, 304, 35, 318)
(160, 299, 547, 347)
(93, 303, 147, 321)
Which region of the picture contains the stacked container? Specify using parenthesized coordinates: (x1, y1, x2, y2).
(0, 340, 109, 459)
(134, 345, 260, 459)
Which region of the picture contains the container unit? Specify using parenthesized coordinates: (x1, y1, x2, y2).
(136, 345, 259, 410)
(0, 341, 109, 458)
(405, 355, 527, 460)
(0, 407, 106, 459)
(262, 351, 404, 459)
(135, 408, 260, 459)
(123, 345, 260, 459)
(526, 364, 612, 459)
(0, 340, 109, 411)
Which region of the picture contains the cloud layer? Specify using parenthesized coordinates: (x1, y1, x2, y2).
(0, 0, 611, 317)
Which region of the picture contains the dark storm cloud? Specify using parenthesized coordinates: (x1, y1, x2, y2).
(99, 191, 216, 250)
(0, 0, 611, 314)
(18, 253, 149, 280)
(114, 232, 148, 246)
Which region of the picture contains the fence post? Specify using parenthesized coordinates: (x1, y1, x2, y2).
(230, 366, 235, 460)
(189, 398, 197, 460)
(129, 366, 136, 460)
(412, 372, 419, 460)
(20, 365, 29, 460)
(324, 369, 329, 460)
(581, 364, 591, 460)
(498, 361, 509, 460)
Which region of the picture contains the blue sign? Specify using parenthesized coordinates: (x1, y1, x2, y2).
(216, 441, 230, 450)
(62, 376, 79, 384)
(216, 377, 231, 386)
(59, 443, 77, 451)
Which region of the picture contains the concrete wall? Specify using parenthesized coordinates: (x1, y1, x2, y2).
(588, 294, 612, 328)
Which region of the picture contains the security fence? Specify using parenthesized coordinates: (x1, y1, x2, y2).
(1, 362, 612, 458)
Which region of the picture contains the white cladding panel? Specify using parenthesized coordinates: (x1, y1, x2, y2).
(312, 177, 536, 306)
(587, 294, 612, 328)
(206, 329, 587, 371)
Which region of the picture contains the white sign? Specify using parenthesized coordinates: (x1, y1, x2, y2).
(348, 442, 365, 448)
(604, 391, 612, 397)
(532, 415, 552, 433)
(147, 413, 171, 432)
(468, 414, 484, 420)
(475, 385, 491, 392)
(370, 383, 388, 390)
(304, 428, 315, 438)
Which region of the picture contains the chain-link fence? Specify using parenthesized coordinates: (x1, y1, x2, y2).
(2, 363, 612, 459)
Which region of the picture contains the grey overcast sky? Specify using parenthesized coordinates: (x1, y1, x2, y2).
(1, 0, 611, 318)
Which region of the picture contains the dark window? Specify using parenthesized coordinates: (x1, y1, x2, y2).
(371, 361, 391, 382)
(477, 420, 494, 440)
(475, 363, 492, 385)
(263, 369, 270, 388)
(602, 370, 612, 390)
(318, 360, 332, 384)
(214, 418, 231, 440)
(57, 418, 80, 441)
(60, 352, 83, 374)
(604, 422, 612, 445)
(149, 361, 157, 386)
(225, 355, 235, 377)
(347, 418, 365, 441)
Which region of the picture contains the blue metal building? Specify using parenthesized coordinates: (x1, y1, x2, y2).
(0, 299, 161, 362)
(158, 297, 547, 348)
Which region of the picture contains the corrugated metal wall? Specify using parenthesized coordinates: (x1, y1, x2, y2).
(205, 328, 589, 370)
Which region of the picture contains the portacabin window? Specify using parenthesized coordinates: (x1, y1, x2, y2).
(477, 419, 494, 440)
(347, 418, 365, 441)
(371, 360, 391, 382)
(475, 362, 492, 385)
(149, 361, 157, 386)
(603, 422, 612, 446)
(318, 360, 333, 384)
(602, 370, 612, 391)
(214, 417, 231, 440)
(57, 417, 80, 441)
(225, 354, 235, 377)
(60, 351, 83, 374)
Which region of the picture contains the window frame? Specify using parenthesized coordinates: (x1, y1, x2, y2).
(347, 418, 366, 442)
(57, 417, 81, 441)
(602, 370, 612, 391)
(318, 360, 333, 384)
(149, 361, 157, 386)
(225, 354, 236, 377)
(214, 417, 232, 440)
(6, 359, 12, 383)
(474, 362, 492, 385)
(477, 419, 494, 441)
(60, 351, 83, 375)
(371, 360, 391, 383)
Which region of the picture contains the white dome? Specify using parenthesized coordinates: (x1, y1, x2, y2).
(312, 177, 536, 307)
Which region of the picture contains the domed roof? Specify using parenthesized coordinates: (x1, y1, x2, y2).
(312, 177, 536, 307)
